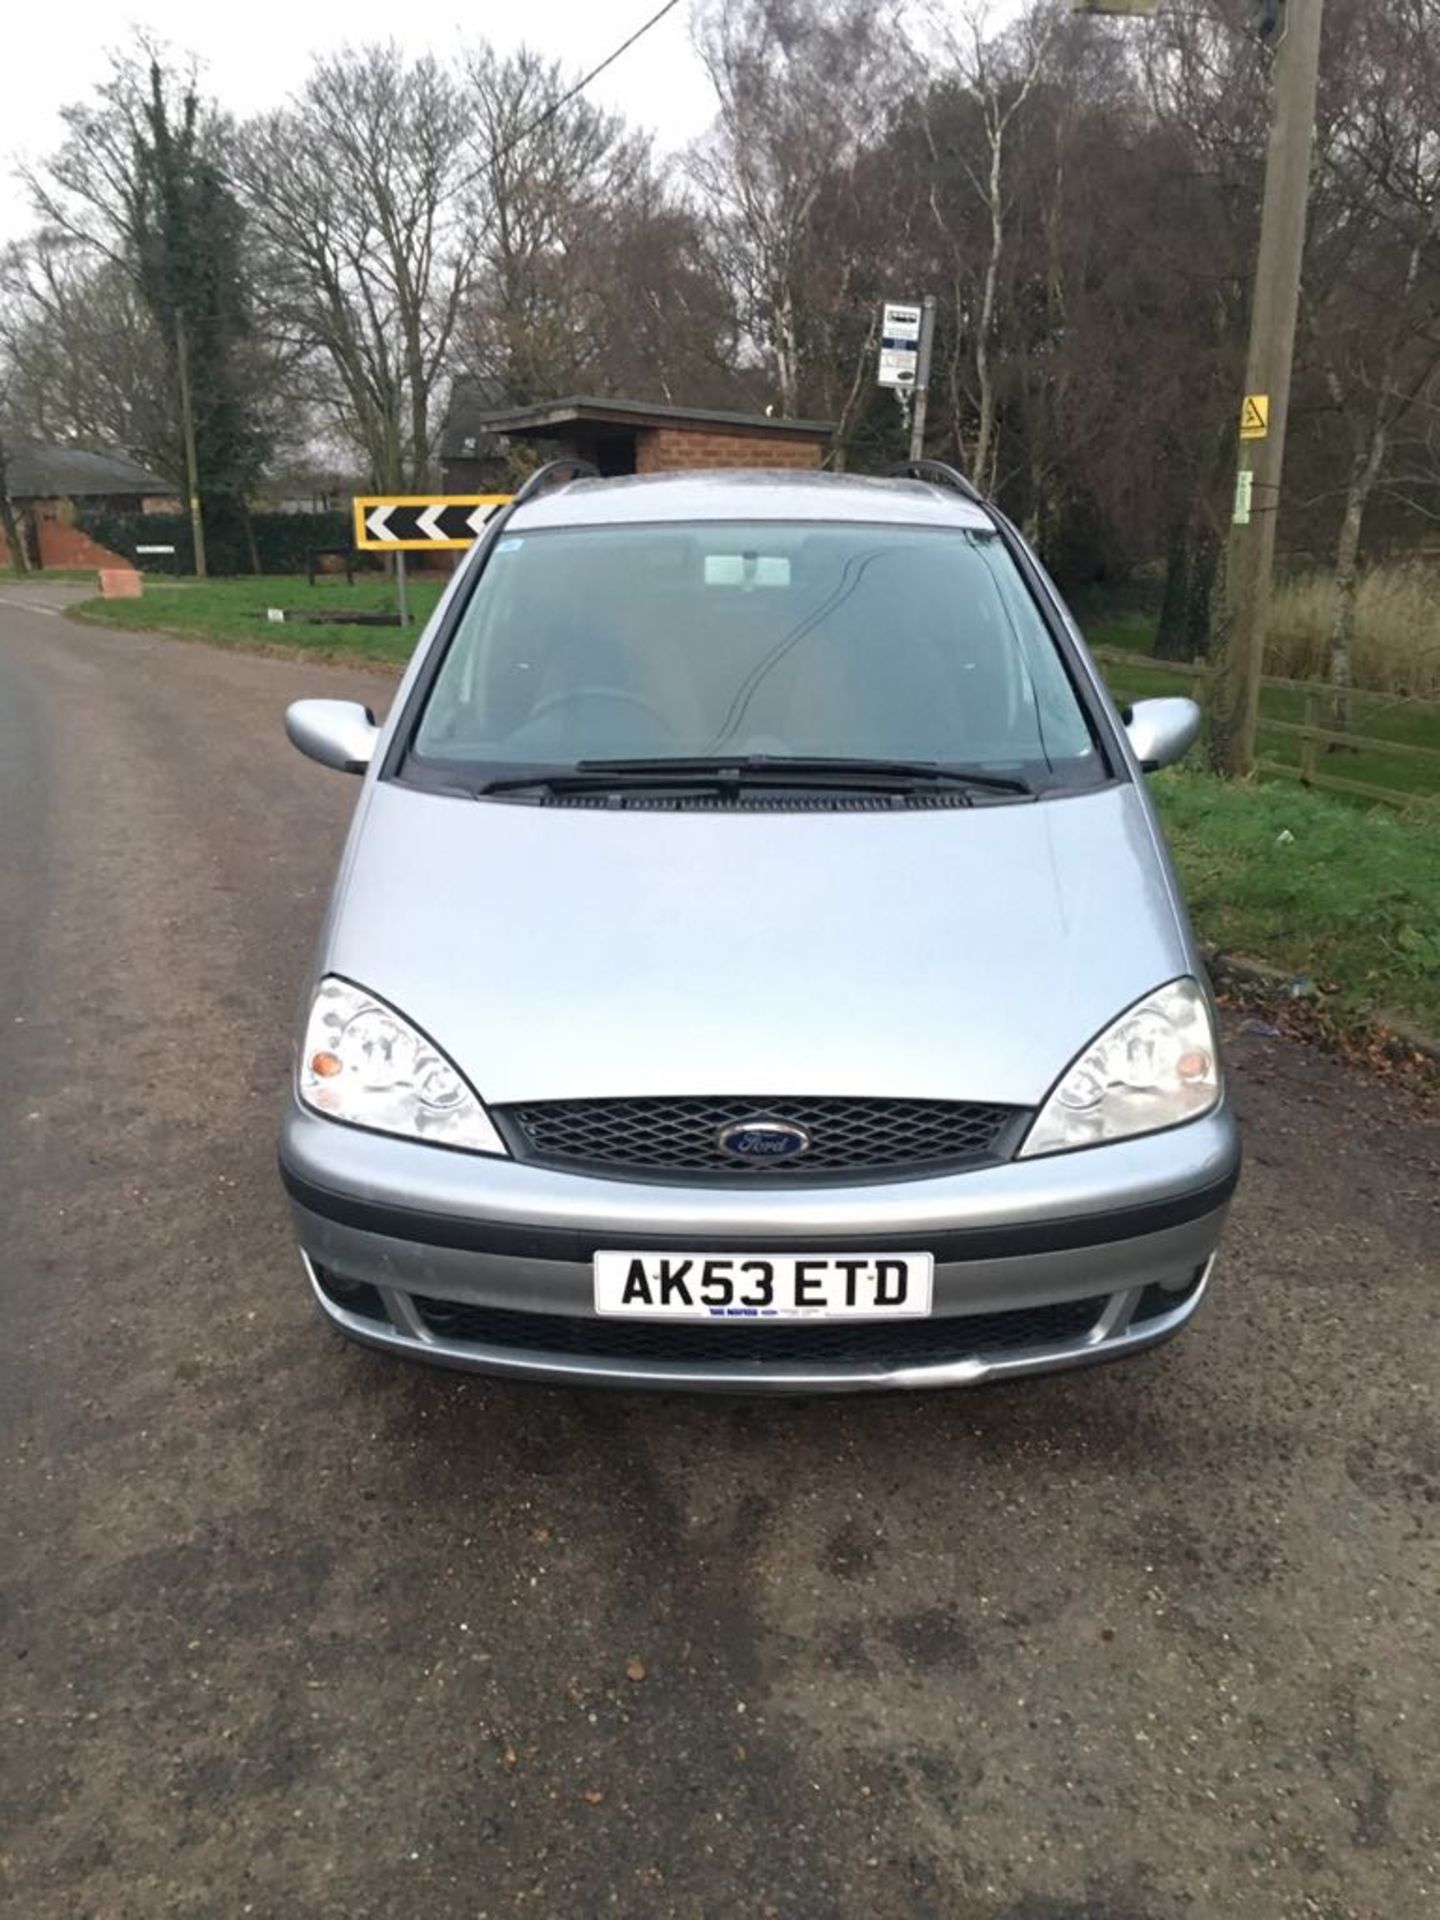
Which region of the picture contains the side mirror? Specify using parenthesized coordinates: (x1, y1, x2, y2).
(1124, 696, 1201, 772)
(285, 699, 379, 775)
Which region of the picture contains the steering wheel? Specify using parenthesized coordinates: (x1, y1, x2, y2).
(526, 685, 671, 731)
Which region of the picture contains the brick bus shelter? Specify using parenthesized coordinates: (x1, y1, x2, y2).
(440, 390, 834, 489)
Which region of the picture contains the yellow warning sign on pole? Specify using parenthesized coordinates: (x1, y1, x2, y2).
(1240, 394, 1269, 441)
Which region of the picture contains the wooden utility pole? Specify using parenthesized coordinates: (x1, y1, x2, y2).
(1207, 0, 1325, 777)
(174, 313, 208, 579)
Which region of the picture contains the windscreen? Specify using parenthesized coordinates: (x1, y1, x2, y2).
(410, 521, 1102, 785)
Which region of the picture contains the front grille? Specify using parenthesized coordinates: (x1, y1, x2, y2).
(411, 1295, 1103, 1367)
(493, 1095, 1026, 1182)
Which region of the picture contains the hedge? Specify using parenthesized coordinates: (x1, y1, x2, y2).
(73, 506, 381, 577)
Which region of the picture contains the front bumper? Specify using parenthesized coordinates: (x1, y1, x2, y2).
(278, 1099, 1241, 1393)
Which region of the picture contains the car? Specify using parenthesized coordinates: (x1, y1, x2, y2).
(278, 459, 1240, 1393)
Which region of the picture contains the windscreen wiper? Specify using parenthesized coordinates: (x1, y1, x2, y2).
(576, 755, 1036, 795)
(472, 766, 746, 797)
(473, 756, 1035, 801)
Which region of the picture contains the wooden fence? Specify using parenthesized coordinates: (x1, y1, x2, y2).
(1089, 645, 1440, 808)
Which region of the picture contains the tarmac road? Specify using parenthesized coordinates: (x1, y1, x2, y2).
(2, 583, 1437, 1920)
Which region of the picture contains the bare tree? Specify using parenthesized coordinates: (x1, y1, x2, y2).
(914, 2, 1060, 487)
(688, 0, 908, 420)
(1307, 0, 1440, 711)
(1122, 2, 1271, 652)
(0, 236, 174, 467)
(20, 50, 179, 270)
(575, 179, 746, 404)
(236, 46, 475, 489)
(457, 47, 656, 400)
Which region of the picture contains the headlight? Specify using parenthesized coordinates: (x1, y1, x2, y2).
(1019, 977, 1220, 1158)
(298, 977, 505, 1155)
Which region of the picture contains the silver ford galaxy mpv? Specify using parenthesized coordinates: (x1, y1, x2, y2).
(279, 461, 1240, 1392)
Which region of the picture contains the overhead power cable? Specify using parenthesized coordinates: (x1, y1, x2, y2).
(478, 0, 686, 178)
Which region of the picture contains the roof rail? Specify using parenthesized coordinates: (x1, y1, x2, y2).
(888, 459, 986, 506)
(509, 456, 600, 506)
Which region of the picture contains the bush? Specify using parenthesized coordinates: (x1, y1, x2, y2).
(1265, 563, 1440, 696)
(73, 506, 381, 577)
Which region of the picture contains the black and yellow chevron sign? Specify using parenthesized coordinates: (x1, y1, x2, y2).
(352, 495, 513, 551)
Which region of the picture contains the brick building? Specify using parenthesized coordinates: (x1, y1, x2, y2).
(0, 444, 176, 570)
(439, 389, 833, 490)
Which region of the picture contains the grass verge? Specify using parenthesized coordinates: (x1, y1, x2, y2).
(67, 574, 444, 666)
(1152, 770, 1440, 1037)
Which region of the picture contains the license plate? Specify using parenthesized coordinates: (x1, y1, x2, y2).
(593, 1251, 934, 1320)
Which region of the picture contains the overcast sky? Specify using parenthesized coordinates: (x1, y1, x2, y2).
(0, 0, 721, 242)
(2, 1, 1032, 246)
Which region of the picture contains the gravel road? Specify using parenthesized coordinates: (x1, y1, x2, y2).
(2, 584, 1436, 1920)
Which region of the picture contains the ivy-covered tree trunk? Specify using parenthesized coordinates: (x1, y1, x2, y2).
(173, 310, 207, 577)
(133, 60, 267, 577)
(1185, 528, 1218, 661)
(1155, 519, 1192, 660)
(1156, 516, 1217, 663)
